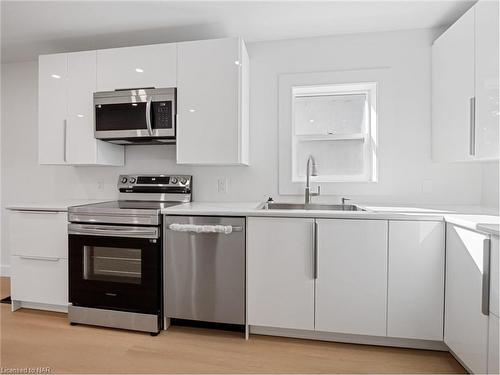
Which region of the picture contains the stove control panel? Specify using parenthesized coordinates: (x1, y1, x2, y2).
(118, 174, 192, 192)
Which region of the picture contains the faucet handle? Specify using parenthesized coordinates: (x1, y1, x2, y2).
(341, 197, 350, 205)
(311, 185, 321, 197)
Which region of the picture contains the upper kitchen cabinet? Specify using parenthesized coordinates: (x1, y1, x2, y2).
(176, 37, 250, 165)
(474, 0, 499, 159)
(38, 51, 124, 166)
(432, 6, 475, 162)
(96, 43, 177, 91)
(432, 0, 499, 162)
(39, 53, 67, 165)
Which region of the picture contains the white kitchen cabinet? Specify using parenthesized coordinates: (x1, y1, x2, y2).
(38, 51, 124, 166)
(247, 217, 315, 330)
(387, 221, 445, 341)
(315, 219, 388, 336)
(176, 37, 249, 165)
(11, 256, 68, 307)
(432, 0, 499, 162)
(8, 209, 69, 311)
(491, 236, 499, 318)
(475, 0, 499, 160)
(489, 314, 499, 374)
(38, 53, 68, 164)
(445, 224, 489, 374)
(96, 43, 177, 91)
(66, 51, 123, 165)
(432, 6, 475, 162)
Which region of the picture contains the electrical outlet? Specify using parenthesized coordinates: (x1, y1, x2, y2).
(97, 180, 105, 191)
(217, 178, 228, 193)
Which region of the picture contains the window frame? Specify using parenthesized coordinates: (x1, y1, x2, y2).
(291, 82, 377, 183)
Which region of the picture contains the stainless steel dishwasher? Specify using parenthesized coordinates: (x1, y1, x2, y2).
(164, 216, 245, 325)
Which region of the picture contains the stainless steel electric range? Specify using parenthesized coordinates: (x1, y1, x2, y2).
(67, 174, 192, 335)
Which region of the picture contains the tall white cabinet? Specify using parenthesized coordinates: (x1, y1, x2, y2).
(176, 37, 249, 165)
(432, 0, 499, 162)
(38, 51, 124, 166)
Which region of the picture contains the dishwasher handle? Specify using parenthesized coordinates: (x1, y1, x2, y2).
(168, 223, 243, 234)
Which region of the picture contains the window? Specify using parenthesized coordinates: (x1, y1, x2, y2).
(291, 82, 377, 182)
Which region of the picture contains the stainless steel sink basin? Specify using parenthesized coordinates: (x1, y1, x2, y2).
(261, 202, 365, 211)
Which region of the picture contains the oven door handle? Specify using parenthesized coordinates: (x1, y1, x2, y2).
(68, 224, 159, 239)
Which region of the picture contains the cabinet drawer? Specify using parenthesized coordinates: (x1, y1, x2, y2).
(8, 210, 67, 258)
(11, 255, 68, 306)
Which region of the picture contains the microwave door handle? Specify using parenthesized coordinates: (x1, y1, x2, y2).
(145, 97, 153, 136)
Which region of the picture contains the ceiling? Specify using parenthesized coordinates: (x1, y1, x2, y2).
(1, 0, 475, 63)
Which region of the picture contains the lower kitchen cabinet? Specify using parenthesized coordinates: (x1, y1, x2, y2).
(445, 224, 489, 374)
(315, 219, 388, 336)
(247, 217, 315, 329)
(247, 217, 315, 330)
(387, 221, 445, 340)
(7, 209, 69, 311)
(489, 314, 499, 374)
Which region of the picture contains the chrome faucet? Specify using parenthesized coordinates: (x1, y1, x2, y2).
(305, 155, 320, 205)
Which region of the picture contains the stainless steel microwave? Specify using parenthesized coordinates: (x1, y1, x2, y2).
(94, 87, 176, 145)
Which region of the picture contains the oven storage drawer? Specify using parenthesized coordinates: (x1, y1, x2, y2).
(11, 255, 68, 306)
(8, 210, 67, 258)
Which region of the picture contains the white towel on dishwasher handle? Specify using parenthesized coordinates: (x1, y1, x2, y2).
(168, 223, 233, 234)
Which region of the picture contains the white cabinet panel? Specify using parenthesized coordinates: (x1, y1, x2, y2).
(66, 51, 123, 165)
(432, 6, 475, 162)
(387, 221, 445, 340)
(491, 236, 499, 318)
(247, 217, 315, 330)
(38, 53, 67, 164)
(8, 210, 68, 259)
(177, 37, 249, 165)
(488, 314, 499, 375)
(11, 256, 68, 306)
(315, 219, 388, 336)
(445, 224, 489, 374)
(475, 0, 499, 160)
(96, 43, 177, 91)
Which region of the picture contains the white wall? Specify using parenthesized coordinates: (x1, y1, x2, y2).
(1, 29, 489, 270)
(481, 162, 500, 209)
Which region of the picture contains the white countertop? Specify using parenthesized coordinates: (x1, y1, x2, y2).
(162, 202, 500, 236)
(4, 199, 113, 212)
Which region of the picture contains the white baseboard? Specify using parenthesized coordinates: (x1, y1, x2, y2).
(250, 325, 448, 351)
(0, 264, 11, 277)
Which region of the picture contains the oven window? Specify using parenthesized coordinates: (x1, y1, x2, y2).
(83, 246, 142, 284)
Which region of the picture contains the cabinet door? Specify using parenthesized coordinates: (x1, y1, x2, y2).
(11, 256, 68, 306)
(387, 221, 445, 340)
(432, 6, 475, 162)
(445, 225, 489, 374)
(475, 0, 499, 160)
(96, 43, 177, 91)
(38, 53, 67, 164)
(247, 217, 315, 330)
(491, 236, 499, 317)
(66, 50, 98, 164)
(488, 314, 499, 375)
(315, 219, 388, 336)
(177, 38, 247, 165)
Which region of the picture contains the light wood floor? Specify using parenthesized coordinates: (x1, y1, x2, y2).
(0, 277, 465, 374)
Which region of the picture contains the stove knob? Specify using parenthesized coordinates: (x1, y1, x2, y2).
(180, 178, 187, 185)
(129, 177, 136, 183)
(171, 177, 178, 184)
(121, 177, 128, 183)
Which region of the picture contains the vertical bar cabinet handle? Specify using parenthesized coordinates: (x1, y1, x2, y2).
(469, 97, 476, 156)
(482, 238, 491, 316)
(313, 221, 318, 279)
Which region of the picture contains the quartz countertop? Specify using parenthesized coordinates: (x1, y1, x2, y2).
(4, 199, 113, 212)
(162, 202, 500, 235)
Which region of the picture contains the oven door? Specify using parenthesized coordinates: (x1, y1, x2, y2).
(68, 224, 162, 314)
(94, 88, 176, 140)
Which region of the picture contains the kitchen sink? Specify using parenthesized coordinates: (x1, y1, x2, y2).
(261, 202, 366, 211)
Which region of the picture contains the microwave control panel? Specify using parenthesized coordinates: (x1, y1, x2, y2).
(152, 101, 173, 129)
